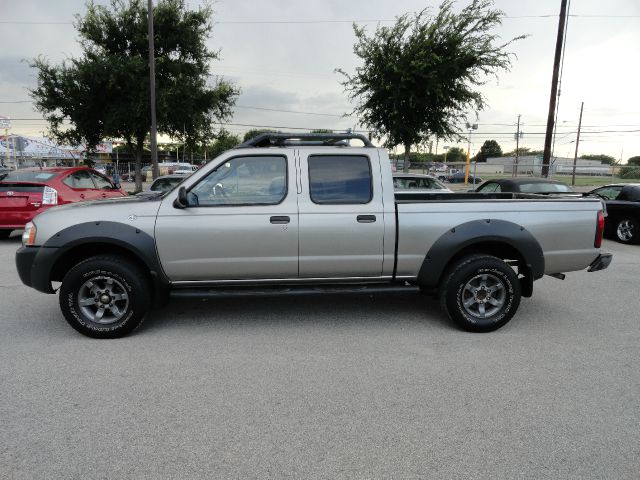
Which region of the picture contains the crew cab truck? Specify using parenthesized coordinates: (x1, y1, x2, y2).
(15, 133, 612, 338)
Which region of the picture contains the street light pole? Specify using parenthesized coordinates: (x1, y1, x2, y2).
(147, 0, 159, 180)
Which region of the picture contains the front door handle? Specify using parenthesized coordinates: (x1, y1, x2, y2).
(270, 216, 290, 224)
(357, 215, 376, 223)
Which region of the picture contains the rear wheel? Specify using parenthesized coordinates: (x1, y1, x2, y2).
(59, 255, 151, 338)
(0, 229, 12, 239)
(615, 217, 639, 244)
(439, 254, 521, 332)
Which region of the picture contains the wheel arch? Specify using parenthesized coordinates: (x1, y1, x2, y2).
(417, 219, 544, 297)
(32, 221, 169, 299)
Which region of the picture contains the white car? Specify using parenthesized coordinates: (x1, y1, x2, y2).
(174, 165, 198, 176)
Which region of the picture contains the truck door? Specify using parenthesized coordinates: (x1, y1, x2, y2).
(155, 152, 298, 281)
(298, 149, 385, 278)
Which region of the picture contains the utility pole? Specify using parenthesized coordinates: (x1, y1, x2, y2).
(464, 122, 478, 185)
(542, 0, 569, 178)
(147, 0, 159, 180)
(571, 101, 584, 186)
(514, 114, 521, 177)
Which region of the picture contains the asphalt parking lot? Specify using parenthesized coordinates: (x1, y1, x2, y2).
(0, 234, 638, 479)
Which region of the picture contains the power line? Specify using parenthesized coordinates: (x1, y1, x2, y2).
(6, 117, 640, 136)
(1, 14, 639, 26)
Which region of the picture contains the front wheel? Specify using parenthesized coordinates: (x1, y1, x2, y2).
(615, 217, 639, 244)
(59, 255, 151, 338)
(439, 254, 521, 332)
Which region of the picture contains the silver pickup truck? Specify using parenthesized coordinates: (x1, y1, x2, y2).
(16, 133, 611, 338)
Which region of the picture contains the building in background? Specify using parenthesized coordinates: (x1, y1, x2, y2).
(486, 155, 610, 176)
(0, 134, 115, 168)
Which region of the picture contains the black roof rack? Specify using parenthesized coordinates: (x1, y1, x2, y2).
(236, 132, 374, 148)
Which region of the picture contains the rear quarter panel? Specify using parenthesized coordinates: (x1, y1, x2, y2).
(396, 198, 602, 277)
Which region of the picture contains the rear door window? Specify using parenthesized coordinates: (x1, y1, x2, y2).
(63, 171, 95, 189)
(308, 155, 372, 204)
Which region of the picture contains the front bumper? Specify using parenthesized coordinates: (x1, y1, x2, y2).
(15, 246, 57, 293)
(587, 253, 612, 272)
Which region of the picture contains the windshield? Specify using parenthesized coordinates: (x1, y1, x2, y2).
(0, 170, 59, 183)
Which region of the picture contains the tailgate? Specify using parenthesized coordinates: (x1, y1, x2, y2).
(0, 182, 45, 211)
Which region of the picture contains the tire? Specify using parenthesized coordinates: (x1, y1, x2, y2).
(439, 254, 521, 332)
(615, 217, 639, 244)
(59, 255, 151, 338)
(0, 229, 12, 239)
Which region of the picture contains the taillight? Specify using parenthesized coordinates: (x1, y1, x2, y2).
(595, 210, 605, 248)
(42, 186, 58, 205)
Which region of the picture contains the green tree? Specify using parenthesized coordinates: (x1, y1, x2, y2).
(502, 147, 531, 157)
(445, 147, 467, 163)
(580, 154, 616, 165)
(337, 0, 524, 172)
(207, 130, 241, 159)
(242, 129, 279, 142)
(475, 139, 502, 162)
(30, 0, 239, 192)
(627, 156, 640, 166)
(619, 156, 640, 178)
(310, 129, 334, 134)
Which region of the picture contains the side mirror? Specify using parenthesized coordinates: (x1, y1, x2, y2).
(173, 186, 189, 209)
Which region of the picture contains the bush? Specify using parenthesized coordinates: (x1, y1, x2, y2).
(618, 166, 640, 179)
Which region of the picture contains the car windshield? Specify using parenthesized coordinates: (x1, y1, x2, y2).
(0, 170, 59, 182)
(519, 182, 572, 193)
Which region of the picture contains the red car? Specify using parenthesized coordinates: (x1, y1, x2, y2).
(0, 167, 127, 238)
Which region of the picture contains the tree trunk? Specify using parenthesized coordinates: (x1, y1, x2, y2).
(403, 142, 411, 173)
(134, 141, 144, 193)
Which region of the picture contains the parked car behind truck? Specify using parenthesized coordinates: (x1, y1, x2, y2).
(587, 183, 640, 244)
(16, 133, 611, 338)
(1, 167, 126, 239)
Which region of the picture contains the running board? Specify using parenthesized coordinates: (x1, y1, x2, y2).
(170, 284, 419, 299)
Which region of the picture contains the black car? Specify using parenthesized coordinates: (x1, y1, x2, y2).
(474, 178, 577, 195)
(587, 184, 640, 244)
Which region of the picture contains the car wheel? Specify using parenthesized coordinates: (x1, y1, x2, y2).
(439, 254, 521, 332)
(0, 229, 12, 239)
(59, 255, 151, 338)
(615, 217, 639, 244)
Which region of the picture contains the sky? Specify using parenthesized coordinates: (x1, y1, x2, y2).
(1, 0, 639, 161)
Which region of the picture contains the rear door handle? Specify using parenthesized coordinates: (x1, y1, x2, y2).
(270, 216, 290, 224)
(357, 215, 376, 223)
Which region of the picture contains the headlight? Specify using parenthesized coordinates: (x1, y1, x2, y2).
(22, 222, 37, 246)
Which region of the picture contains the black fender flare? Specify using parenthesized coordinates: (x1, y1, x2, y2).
(417, 219, 545, 289)
(29, 221, 169, 294)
